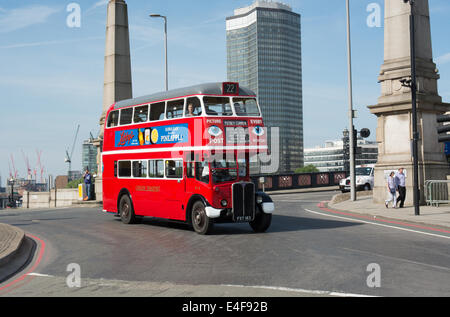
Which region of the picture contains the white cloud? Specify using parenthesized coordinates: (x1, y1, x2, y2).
(0, 5, 60, 33)
(0, 36, 103, 49)
(84, 0, 109, 15)
(436, 53, 450, 65)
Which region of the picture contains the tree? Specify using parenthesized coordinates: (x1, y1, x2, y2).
(294, 165, 319, 174)
(66, 178, 83, 189)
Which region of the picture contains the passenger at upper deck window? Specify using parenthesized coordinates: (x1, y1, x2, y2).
(185, 98, 201, 117)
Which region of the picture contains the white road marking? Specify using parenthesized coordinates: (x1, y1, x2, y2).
(220, 284, 375, 297)
(304, 208, 450, 240)
(27, 273, 54, 277)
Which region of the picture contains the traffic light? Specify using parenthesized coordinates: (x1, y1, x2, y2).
(353, 129, 362, 155)
(437, 114, 450, 143)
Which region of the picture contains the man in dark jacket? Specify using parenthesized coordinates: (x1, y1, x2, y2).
(83, 168, 92, 201)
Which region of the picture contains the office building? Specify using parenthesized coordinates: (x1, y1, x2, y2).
(226, 1, 303, 173)
(304, 139, 378, 172)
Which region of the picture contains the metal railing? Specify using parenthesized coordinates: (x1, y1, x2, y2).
(251, 171, 348, 192)
(425, 180, 450, 206)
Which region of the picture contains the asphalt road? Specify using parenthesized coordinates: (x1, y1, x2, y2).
(0, 190, 449, 297)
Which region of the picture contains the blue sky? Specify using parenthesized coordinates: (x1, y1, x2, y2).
(1, 0, 450, 183)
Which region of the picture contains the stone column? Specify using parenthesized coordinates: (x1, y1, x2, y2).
(94, 0, 133, 201)
(368, 0, 450, 206)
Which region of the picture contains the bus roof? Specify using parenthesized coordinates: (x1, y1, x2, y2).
(113, 82, 256, 111)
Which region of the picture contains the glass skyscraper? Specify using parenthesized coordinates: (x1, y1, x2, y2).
(82, 140, 98, 174)
(226, 1, 303, 173)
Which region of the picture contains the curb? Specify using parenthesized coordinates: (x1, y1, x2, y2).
(0, 224, 36, 283)
(329, 191, 373, 204)
(265, 186, 339, 196)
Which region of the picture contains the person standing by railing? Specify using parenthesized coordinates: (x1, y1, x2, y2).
(395, 168, 406, 208)
(385, 171, 397, 209)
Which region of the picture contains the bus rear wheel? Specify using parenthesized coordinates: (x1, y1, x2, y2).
(250, 206, 272, 233)
(119, 194, 137, 224)
(191, 201, 214, 235)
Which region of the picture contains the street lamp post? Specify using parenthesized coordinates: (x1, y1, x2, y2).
(9, 178, 15, 208)
(150, 14, 168, 91)
(346, 0, 356, 201)
(401, 0, 420, 216)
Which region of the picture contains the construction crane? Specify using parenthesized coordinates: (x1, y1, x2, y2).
(36, 150, 45, 184)
(21, 150, 32, 181)
(65, 124, 80, 181)
(10, 154, 18, 179)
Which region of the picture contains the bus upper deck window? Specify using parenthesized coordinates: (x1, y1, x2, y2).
(185, 97, 202, 117)
(166, 100, 184, 119)
(120, 108, 133, 125)
(150, 102, 165, 121)
(107, 111, 119, 128)
(204, 97, 233, 116)
(233, 98, 261, 116)
(133, 105, 149, 123)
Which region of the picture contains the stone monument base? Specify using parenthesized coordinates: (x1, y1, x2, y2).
(372, 161, 449, 206)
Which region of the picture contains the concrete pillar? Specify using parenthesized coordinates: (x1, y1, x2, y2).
(368, 0, 450, 206)
(100, 0, 133, 133)
(94, 0, 133, 201)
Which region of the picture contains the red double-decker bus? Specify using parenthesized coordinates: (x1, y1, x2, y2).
(102, 82, 274, 234)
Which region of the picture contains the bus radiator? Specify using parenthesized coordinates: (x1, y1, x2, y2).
(232, 182, 256, 222)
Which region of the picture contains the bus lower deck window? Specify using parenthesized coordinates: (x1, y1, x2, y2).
(132, 161, 148, 178)
(166, 160, 183, 178)
(149, 160, 164, 178)
(118, 161, 132, 177)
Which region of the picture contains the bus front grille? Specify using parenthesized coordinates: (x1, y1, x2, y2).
(232, 182, 255, 222)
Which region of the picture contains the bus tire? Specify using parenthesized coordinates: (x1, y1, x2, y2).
(119, 194, 138, 224)
(191, 200, 214, 235)
(250, 206, 272, 233)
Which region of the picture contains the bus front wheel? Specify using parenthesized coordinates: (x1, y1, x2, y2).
(191, 201, 214, 235)
(119, 195, 137, 224)
(250, 206, 272, 233)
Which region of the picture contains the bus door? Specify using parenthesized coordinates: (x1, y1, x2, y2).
(185, 159, 210, 194)
(164, 160, 185, 220)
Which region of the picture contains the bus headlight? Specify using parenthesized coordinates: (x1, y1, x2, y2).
(221, 199, 228, 207)
(256, 195, 263, 204)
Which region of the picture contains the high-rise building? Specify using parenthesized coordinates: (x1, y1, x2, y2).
(226, 1, 303, 173)
(82, 140, 98, 174)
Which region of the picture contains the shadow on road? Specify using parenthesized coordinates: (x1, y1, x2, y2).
(120, 213, 362, 235)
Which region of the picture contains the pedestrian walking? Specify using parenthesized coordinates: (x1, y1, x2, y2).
(395, 168, 406, 208)
(385, 171, 397, 209)
(83, 167, 92, 201)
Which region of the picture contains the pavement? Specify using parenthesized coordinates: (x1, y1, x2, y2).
(328, 193, 450, 230)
